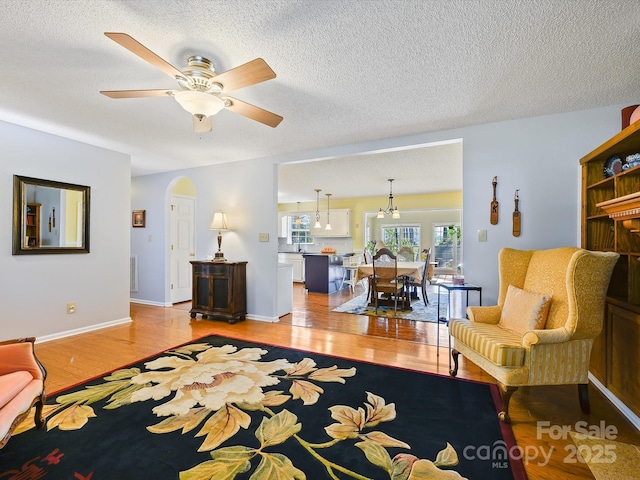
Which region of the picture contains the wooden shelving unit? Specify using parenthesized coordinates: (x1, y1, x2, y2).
(581, 119, 640, 418)
(25, 203, 40, 248)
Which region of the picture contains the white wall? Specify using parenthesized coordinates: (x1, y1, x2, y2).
(131, 159, 279, 320)
(0, 120, 131, 340)
(0, 104, 624, 338)
(130, 103, 628, 317)
(458, 107, 620, 304)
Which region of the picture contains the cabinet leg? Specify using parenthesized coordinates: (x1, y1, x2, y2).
(578, 383, 590, 414)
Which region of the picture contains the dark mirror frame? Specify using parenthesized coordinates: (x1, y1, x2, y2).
(12, 175, 91, 255)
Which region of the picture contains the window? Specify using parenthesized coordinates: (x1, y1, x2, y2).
(433, 224, 461, 271)
(290, 214, 314, 245)
(380, 224, 420, 256)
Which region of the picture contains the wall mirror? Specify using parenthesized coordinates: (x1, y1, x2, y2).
(12, 175, 90, 255)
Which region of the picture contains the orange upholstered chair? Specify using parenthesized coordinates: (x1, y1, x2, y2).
(0, 337, 47, 448)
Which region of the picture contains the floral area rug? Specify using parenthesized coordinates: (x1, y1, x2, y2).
(1, 336, 526, 480)
(333, 292, 449, 322)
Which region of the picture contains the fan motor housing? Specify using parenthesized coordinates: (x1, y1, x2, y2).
(177, 56, 222, 93)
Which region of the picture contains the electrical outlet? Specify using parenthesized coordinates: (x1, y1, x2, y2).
(258, 233, 269, 242)
(67, 303, 76, 314)
(477, 229, 487, 242)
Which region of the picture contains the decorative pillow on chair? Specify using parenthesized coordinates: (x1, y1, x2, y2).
(498, 285, 552, 336)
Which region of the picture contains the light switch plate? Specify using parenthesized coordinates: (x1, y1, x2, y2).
(477, 229, 487, 242)
(259, 233, 269, 242)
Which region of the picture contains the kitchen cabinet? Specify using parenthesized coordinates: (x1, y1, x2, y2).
(278, 253, 305, 282)
(312, 209, 351, 237)
(190, 261, 247, 324)
(303, 253, 347, 293)
(278, 213, 290, 238)
(277, 263, 293, 317)
(581, 119, 640, 418)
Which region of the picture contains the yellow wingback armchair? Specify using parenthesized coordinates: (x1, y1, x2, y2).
(449, 247, 618, 423)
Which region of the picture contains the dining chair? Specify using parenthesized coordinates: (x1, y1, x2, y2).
(407, 248, 431, 305)
(371, 248, 407, 314)
(362, 247, 374, 301)
(341, 254, 364, 293)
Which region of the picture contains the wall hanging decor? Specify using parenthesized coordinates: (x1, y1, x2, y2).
(12, 175, 90, 255)
(490, 176, 499, 225)
(512, 190, 521, 237)
(132, 210, 146, 228)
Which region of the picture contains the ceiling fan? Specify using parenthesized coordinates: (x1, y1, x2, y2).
(100, 32, 283, 132)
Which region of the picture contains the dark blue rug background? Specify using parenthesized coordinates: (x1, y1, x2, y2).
(0, 336, 521, 479)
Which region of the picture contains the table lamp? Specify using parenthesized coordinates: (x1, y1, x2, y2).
(208, 211, 229, 262)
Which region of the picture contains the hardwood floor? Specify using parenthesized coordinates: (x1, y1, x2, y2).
(33, 283, 639, 480)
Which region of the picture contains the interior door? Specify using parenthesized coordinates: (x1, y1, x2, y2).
(171, 195, 195, 303)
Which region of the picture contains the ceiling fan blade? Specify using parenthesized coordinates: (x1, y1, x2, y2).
(100, 89, 174, 98)
(193, 115, 212, 133)
(214, 58, 276, 92)
(104, 32, 184, 80)
(225, 97, 283, 128)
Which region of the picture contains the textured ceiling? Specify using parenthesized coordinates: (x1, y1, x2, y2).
(278, 140, 463, 203)
(0, 1, 638, 201)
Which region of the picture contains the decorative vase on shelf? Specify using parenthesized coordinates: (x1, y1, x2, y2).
(629, 105, 640, 128)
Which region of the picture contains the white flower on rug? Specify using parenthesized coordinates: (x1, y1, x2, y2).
(130, 344, 291, 417)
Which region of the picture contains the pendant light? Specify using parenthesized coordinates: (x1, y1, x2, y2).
(377, 178, 400, 219)
(325, 193, 332, 231)
(295, 201, 301, 226)
(314, 189, 322, 228)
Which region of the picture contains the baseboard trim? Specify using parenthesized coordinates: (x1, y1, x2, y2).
(589, 372, 640, 431)
(130, 299, 279, 322)
(130, 298, 172, 307)
(36, 317, 133, 344)
(246, 314, 280, 323)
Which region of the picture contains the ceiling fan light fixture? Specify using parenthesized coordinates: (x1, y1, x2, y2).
(174, 90, 224, 118)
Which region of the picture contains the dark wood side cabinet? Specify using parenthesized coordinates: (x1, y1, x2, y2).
(581, 119, 640, 418)
(190, 261, 247, 324)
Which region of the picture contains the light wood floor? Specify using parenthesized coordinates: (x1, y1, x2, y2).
(33, 283, 639, 480)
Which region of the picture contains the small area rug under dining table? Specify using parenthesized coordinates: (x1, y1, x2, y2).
(1, 335, 526, 479)
(332, 292, 448, 322)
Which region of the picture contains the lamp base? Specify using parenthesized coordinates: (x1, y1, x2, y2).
(212, 251, 226, 262)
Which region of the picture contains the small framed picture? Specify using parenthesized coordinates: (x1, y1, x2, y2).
(132, 210, 146, 228)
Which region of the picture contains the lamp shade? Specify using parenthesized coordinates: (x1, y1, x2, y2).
(375, 240, 386, 251)
(175, 90, 225, 117)
(209, 211, 229, 230)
